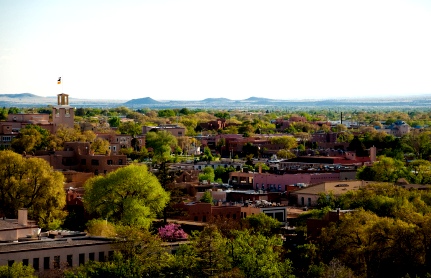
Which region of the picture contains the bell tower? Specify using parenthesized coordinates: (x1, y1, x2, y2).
(52, 93, 74, 130)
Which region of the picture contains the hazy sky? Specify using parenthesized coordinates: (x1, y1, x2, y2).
(1, 0, 431, 101)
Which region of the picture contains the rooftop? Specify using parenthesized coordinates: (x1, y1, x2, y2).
(0, 236, 112, 254)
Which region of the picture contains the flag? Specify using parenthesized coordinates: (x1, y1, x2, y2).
(57, 77, 61, 84)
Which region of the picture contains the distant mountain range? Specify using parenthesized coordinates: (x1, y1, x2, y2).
(2, 93, 431, 110)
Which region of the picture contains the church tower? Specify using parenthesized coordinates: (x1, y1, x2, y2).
(52, 93, 74, 130)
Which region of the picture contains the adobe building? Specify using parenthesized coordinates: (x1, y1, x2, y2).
(229, 171, 254, 189)
(36, 142, 127, 176)
(174, 202, 241, 222)
(142, 124, 186, 137)
(0, 209, 38, 243)
(307, 209, 353, 239)
(0, 94, 75, 149)
(52, 93, 75, 131)
(0, 235, 114, 272)
(291, 180, 372, 207)
(240, 203, 288, 223)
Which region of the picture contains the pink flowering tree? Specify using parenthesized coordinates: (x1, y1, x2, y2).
(158, 223, 188, 241)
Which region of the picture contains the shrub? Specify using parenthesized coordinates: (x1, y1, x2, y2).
(158, 223, 188, 241)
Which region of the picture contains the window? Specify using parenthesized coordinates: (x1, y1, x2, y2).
(99, 252, 105, 262)
(89, 253, 95, 261)
(308, 198, 311, 207)
(301, 197, 305, 206)
(8, 260, 14, 267)
(54, 256, 60, 269)
(275, 212, 284, 222)
(67, 255, 73, 267)
(33, 258, 39, 271)
(22, 259, 29, 266)
(107, 160, 113, 165)
(44, 257, 50, 270)
(108, 251, 114, 260)
(91, 159, 99, 166)
(118, 159, 123, 165)
(2, 136, 11, 142)
(79, 254, 85, 266)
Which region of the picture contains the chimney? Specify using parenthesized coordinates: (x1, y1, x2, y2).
(18, 208, 28, 226)
(259, 164, 262, 174)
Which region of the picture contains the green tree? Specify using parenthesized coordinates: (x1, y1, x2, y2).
(85, 219, 116, 237)
(0, 262, 36, 278)
(319, 209, 420, 277)
(254, 162, 270, 172)
(49, 125, 82, 149)
(158, 109, 176, 118)
(270, 135, 298, 149)
(11, 127, 42, 154)
(357, 156, 406, 182)
(145, 130, 178, 163)
(201, 146, 214, 162)
(242, 213, 282, 237)
(214, 165, 236, 183)
(200, 191, 213, 203)
(230, 230, 295, 278)
(191, 225, 231, 277)
(90, 137, 110, 155)
(402, 130, 431, 159)
(11, 125, 50, 153)
(199, 166, 215, 183)
(66, 226, 173, 277)
(119, 121, 142, 136)
(83, 164, 169, 229)
(145, 130, 178, 224)
(0, 150, 66, 229)
(108, 116, 121, 127)
(276, 149, 296, 159)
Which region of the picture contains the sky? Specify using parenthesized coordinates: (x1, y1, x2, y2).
(1, 0, 431, 101)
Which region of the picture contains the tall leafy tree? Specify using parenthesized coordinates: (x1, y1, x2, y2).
(119, 121, 142, 136)
(108, 116, 121, 127)
(0, 262, 36, 278)
(270, 135, 298, 149)
(230, 230, 295, 278)
(145, 130, 178, 162)
(145, 130, 179, 223)
(199, 166, 215, 183)
(84, 164, 169, 229)
(0, 150, 66, 229)
(357, 156, 406, 182)
(11, 125, 50, 153)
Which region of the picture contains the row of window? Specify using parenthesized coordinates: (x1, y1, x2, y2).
(7, 251, 114, 270)
(255, 184, 283, 191)
(193, 213, 238, 222)
(1, 136, 11, 142)
(81, 159, 123, 166)
(300, 197, 312, 206)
